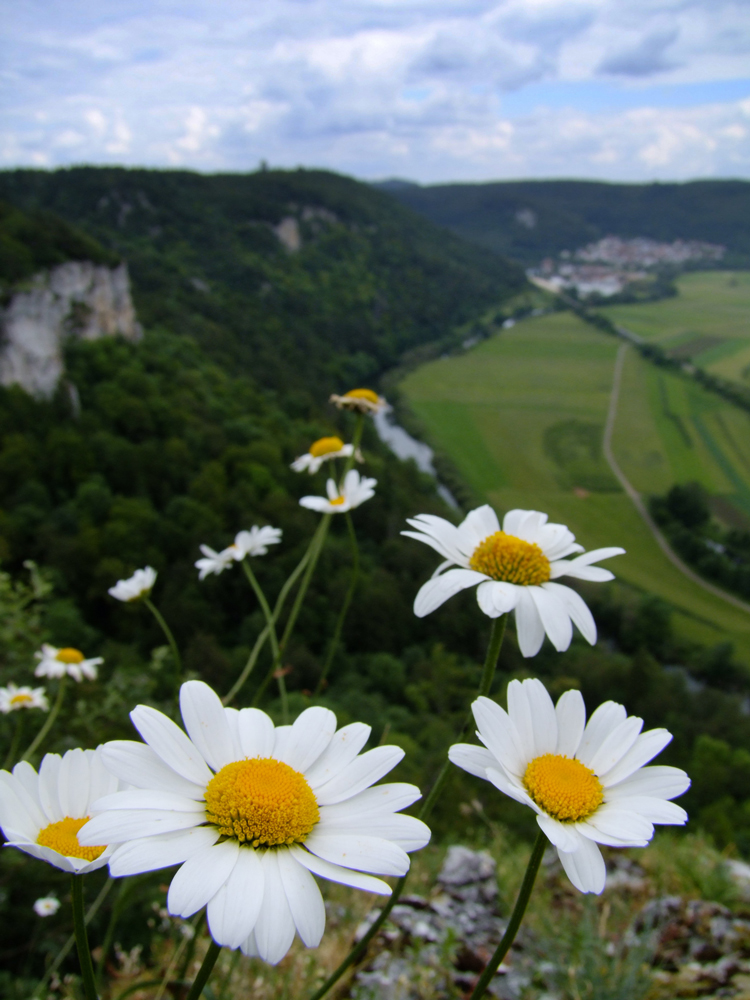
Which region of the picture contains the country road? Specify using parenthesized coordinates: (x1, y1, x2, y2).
(604, 342, 750, 617)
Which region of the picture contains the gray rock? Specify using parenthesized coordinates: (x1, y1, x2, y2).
(0, 261, 141, 399)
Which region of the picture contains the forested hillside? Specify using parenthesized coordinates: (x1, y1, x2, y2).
(378, 178, 750, 266)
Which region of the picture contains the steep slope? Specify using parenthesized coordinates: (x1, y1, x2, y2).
(0, 167, 526, 400)
(377, 179, 750, 267)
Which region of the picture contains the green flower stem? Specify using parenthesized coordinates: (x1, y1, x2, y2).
(307, 613, 508, 1000)
(32, 877, 113, 1000)
(315, 511, 359, 695)
(252, 514, 331, 707)
(223, 534, 316, 706)
(241, 558, 289, 719)
(185, 939, 222, 1000)
(71, 875, 98, 1000)
(143, 597, 181, 687)
(22, 675, 66, 762)
(469, 830, 546, 1000)
(3, 712, 24, 770)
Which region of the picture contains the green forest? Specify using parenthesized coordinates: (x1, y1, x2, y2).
(0, 168, 749, 996)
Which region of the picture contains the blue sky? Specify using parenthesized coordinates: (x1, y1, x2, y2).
(2, 0, 749, 183)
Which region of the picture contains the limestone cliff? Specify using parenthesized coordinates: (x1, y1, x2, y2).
(0, 261, 142, 399)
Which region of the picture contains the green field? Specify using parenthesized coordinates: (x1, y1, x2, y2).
(401, 310, 750, 662)
(603, 271, 750, 383)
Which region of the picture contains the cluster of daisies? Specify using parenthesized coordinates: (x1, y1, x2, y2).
(0, 386, 691, 971)
(0, 643, 103, 717)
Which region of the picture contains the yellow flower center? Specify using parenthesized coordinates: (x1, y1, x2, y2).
(37, 817, 106, 861)
(329, 496, 346, 506)
(10, 693, 33, 706)
(344, 388, 379, 404)
(204, 758, 320, 848)
(309, 436, 345, 458)
(523, 754, 603, 822)
(55, 648, 85, 664)
(469, 531, 551, 585)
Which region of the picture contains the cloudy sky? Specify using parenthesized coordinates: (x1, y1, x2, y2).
(2, 0, 749, 183)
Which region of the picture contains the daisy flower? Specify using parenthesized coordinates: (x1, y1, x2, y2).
(0, 683, 49, 713)
(108, 566, 157, 602)
(34, 645, 102, 683)
(80, 681, 430, 964)
(329, 388, 385, 414)
(291, 436, 355, 474)
(449, 679, 690, 894)
(299, 469, 376, 515)
(403, 505, 624, 657)
(34, 896, 61, 917)
(0, 748, 119, 874)
(195, 527, 282, 580)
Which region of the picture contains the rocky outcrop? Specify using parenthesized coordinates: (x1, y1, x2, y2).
(0, 261, 142, 399)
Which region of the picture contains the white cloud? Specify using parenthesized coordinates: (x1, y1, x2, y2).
(0, 0, 748, 181)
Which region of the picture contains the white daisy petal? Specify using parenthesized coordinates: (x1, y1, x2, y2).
(558, 838, 606, 894)
(588, 717, 644, 777)
(542, 582, 597, 645)
(485, 767, 537, 808)
(277, 850, 326, 948)
(101, 742, 205, 800)
(403, 514, 466, 564)
(207, 847, 265, 949)
(605, 765, 690, 800)
(58, 749, 90, 819)
(79, 808, 202, 845)
(577, 806, 653, 847)
(237, 708, 276, 759)
(507, 680, 536, 761)
(278, 707, 337, 773)
(86, 750, 120, 807)
(109, 827, 220, 877)
(447, 744, 496, 779)
(555, 690, 586, 757)
(576, 702, 628, 767)
(305, 723, 371, 790)
(168, 841, 240, 918)
(472, 696, 525, 776)
(92, 790, 205, 814)
(304, 833, 410, 876)
(223, 708, 243, 760)
(318, 783, 421, 822)
(130, 705, 213, 787)
(459, 505, 501, 551)
(413, 569, 488, 618)
(11, 760, 41, 804)
(240, 929, 259, 958)
(254, 851, 296, 965)
(514, 589, 546, 657)
(38, 754, 63, 822)
(537, 813, 581, 852)
(0, 776, 41, 840)
(316, 811, 430, 852)
(604, 795, 687, 825)
(180, 681, 235, 772)
(476, 580, 519, 618)
(529, 586, 573, 652)
(288, 845, 392, 895)
(524, 679, 559, 757)
(313, 746, 404, 806)
(600, 730, 673, 787)
(271, 726, 293, 761)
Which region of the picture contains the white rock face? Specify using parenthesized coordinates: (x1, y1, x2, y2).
(0, 261, 142, 399)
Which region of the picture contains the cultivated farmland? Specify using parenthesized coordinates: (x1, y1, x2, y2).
(400, 309, 750, 661)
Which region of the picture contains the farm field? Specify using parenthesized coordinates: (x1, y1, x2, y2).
(603, 271, 750, 383)
(400, 310, 750, 662)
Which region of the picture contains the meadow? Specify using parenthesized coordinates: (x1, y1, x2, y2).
(603, 271, 750, 383)
(400, 310, 750, 661)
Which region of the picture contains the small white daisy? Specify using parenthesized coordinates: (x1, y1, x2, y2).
(299, 469, 376, 515)
(80, 681, 430, 964)
(195, 527, 282, 580)
(449, 679, 690, 894)
(34, 895, 61, 917)
(0, 748, 119, 874)
(329, 388, 385, 414)
(108, 566, 157, 603)
(34, 645, 102, 683)
(403, 505, 624, 657)
(0, 683, 49, 714)
(291, 437, 355, 474)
